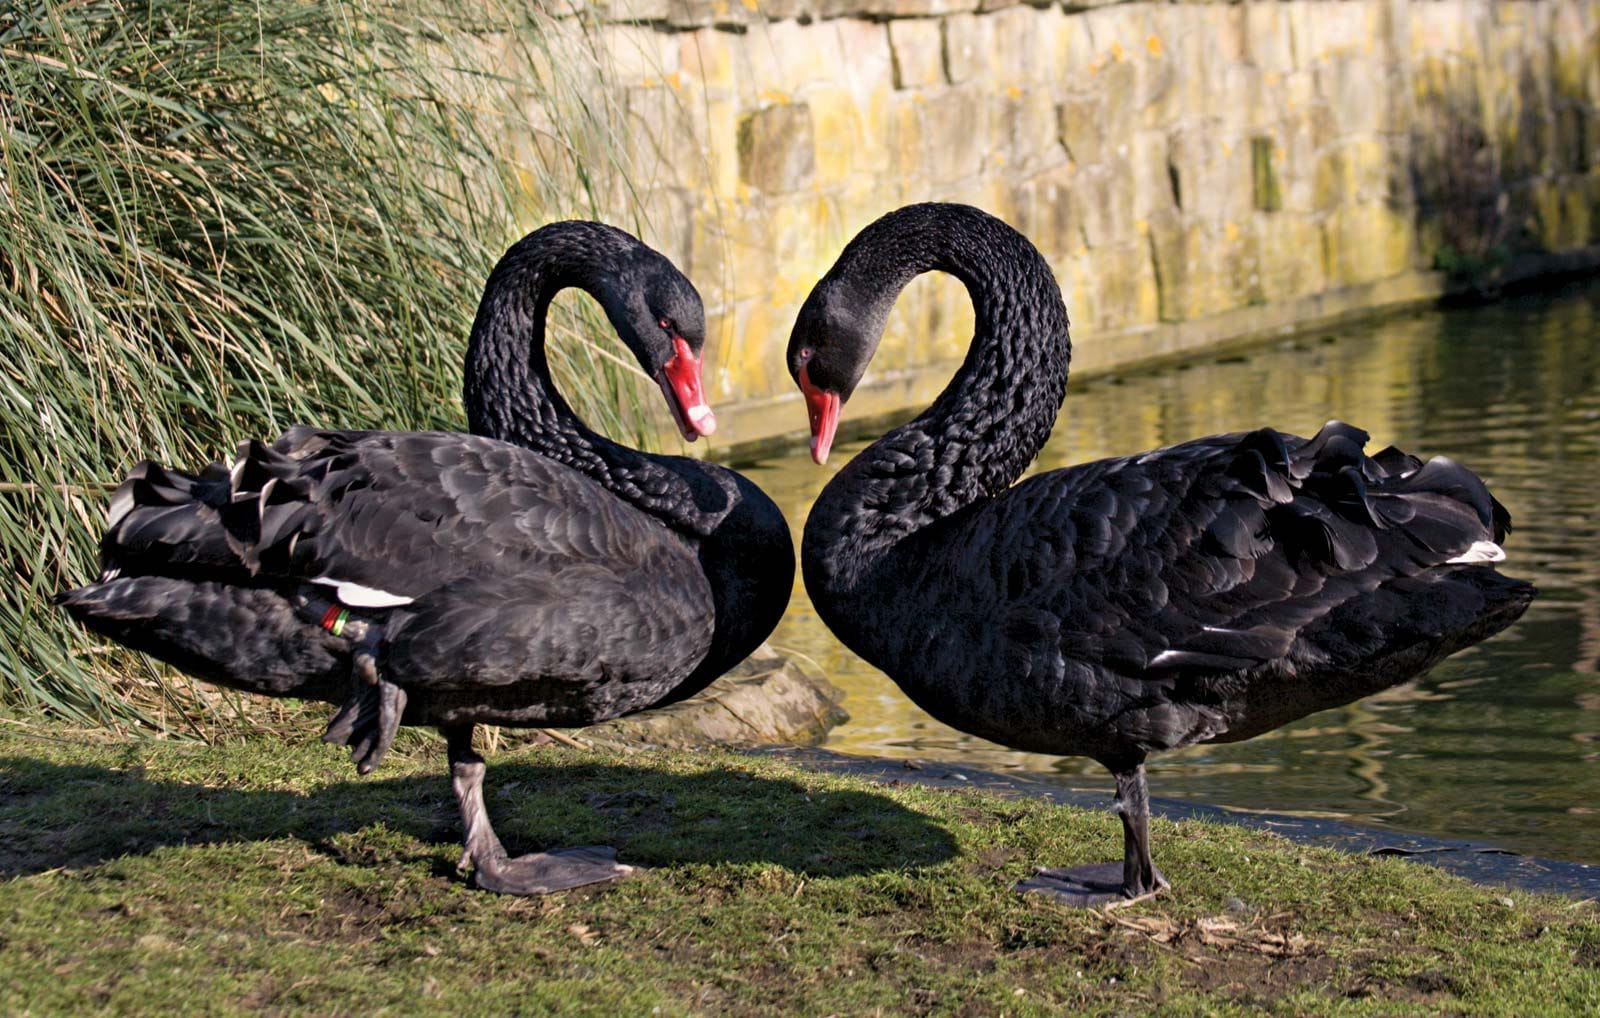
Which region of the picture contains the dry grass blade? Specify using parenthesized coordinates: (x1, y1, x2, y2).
(538, 728, 591, 750)
(1096, 910, 1317, 958)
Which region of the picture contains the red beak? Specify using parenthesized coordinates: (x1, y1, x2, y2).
(798, 363, 841, 465)
(657, 336, 716, 441)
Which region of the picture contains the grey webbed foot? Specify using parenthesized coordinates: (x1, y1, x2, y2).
(1019, 862, 1132, 906)
(468, 845, 634, 896)
(446, 724, 636, 896)
(1018, 761, 1169, 907)
(1017, 861, 1169, 907)
(349, 677, 405, 775)
(321, 660, 406, 774)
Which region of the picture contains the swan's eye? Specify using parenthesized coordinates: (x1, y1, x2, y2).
(798, 347, 813, 363)
(658, 317, 672, 331)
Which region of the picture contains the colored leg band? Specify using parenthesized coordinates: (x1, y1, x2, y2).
(321, 605, 350, 637)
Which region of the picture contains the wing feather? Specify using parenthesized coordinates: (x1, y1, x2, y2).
(947, 420, 1512, 683)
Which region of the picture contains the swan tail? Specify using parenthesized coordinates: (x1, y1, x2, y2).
(94, 458, 243, 581)
(216, 429, 372, 577)
(93, 434, 330, 584)
(1221, 421, 1516, 577)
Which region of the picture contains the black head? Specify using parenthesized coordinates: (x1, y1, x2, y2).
(786, 204, 976, 463)
(786, 270, 895, 464)
(596, 244, 715, 441)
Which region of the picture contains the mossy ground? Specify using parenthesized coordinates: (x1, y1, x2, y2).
(0, 722, 1595, 1015)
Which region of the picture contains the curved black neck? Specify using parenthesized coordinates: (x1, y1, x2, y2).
(804, 205, 1072, 592)
(464, 222, 723, 536)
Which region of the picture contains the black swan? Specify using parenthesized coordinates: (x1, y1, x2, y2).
(57, 221, 794, 895)
(787, 203, 1535, 905)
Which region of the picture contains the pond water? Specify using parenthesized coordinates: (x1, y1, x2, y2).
(737, 279, 1600, 865)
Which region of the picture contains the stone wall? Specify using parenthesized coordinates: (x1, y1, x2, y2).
(508, 0, 1600, 450)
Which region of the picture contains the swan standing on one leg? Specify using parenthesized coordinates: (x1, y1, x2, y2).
(57, 221, 794, 895)
(786, 203, 1534, 905)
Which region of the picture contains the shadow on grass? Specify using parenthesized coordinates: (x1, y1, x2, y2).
(0, 754, 958, 881)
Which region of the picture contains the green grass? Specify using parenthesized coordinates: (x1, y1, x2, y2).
(1, 723, 1595, 1015)
(0, 1, 675, 731)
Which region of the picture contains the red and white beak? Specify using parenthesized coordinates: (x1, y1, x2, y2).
(798, 363, 841, 465)
(657, 336, 717, 441)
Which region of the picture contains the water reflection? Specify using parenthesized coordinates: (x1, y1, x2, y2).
(740, 279, 1600, 864)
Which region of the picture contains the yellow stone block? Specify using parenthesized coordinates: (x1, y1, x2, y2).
(1323, 203, 1414, 286)
(1198, 3, 1248, 63)
(742, 19, 846, 98)
(1214, 62, 1270, 133)
(687, 205, 773, 301)
(1293, 0, 1369, 63)
(885, 94, 925, 180)
(1058, 95, 1105, 167)
(1148, 211, 1239, 321)
(1244, 1, 1294, 75)
(1313, 137, 1392, 213)
(887, 18, 945, 89)
(832, 18, 896, 90)
(991, 6, 1046, 87)
(1043, 9, 1098, 93)
(620, 85, 692, 192)
(888, 271, 976, 367)
(1134, 262, 1161, 324)
(919, 89, 990, 183)
(1551, 13, 1593, 100)
(1256, 213, 1326, 302)
(1130, 130, 1175, 220)
(767, 194, 834, 290)
(701, 304, 737, 399)
(943, 14, 995, 86)
(635, 187, 694, 272)
(1077, 159, 1136, 250)
(995, 88, 1062, 176)
(601, 25, 679, 82)
(1055, 251, 1095, 330)
(875, 278, 920, 366)
(1006, 164, 1079, 262)
(809, 85, 891, 185)
(1089, 240, 1160, 330)
(1410, 2, 1469, 57)
(722, 298, 777, 400)
(678, 28, 735, 92)
(1531, 176, 1595, 251)
(1220, 217, 1265, 309)
(690, 97, 741, 199)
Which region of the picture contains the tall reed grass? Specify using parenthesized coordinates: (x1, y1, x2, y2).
(0, 0, 672, 731)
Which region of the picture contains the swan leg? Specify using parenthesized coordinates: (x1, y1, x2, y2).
(298, 589, 404, 775)
(445, 725, 634, 896)
(1017, 762, 1169, 907)
(320, 628, 406, 775)
(1113, 764, 1169, 897)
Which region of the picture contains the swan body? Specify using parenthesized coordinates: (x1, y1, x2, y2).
(58, 221, 794, 893)
(789, 203, 1535, 903)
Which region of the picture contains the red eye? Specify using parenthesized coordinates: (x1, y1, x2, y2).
(658, 317, 672, 330)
